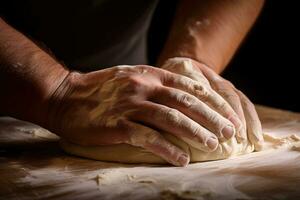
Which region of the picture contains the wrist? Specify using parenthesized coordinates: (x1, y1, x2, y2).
(43, 70, 82, 131)
(32, 63, 70, 128)
(0, 18, 71, 128)
(18, 49, 71, 126)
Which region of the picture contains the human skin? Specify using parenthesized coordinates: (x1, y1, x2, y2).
(158, 0, 265, 73)
(0, 0, 264, 166)
(0, 18, 238, 166)
(158, 0, 265, 150)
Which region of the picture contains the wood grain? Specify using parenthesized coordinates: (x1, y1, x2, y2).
(1, 105, 300, 200)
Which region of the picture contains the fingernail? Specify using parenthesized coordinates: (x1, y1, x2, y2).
(177, 154, 190, 167)
(206, 137, 218, 150)
(221, 125, 235, 139)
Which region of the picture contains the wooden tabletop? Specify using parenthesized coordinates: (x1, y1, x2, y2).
(1, 105, 300, 200)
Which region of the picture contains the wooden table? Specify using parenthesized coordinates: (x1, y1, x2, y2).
(1, 105, 300, 200)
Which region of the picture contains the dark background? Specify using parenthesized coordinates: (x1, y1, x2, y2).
(149, 1, 300, 112)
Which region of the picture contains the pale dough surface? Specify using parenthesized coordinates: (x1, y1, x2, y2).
(60, 60, 300, 164)
(60, 132, 300, 164)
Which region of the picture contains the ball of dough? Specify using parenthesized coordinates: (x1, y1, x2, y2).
(60, 58, 254, 164)
(60, 132, 254, 164)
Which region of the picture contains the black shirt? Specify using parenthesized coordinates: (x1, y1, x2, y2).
(0, 0, 159, 71)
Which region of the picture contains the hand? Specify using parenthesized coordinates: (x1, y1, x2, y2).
(161, 57, 264, 150)
(45, 65, 240, 166)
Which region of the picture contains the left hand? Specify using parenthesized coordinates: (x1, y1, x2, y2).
(161, 57, 264, 150)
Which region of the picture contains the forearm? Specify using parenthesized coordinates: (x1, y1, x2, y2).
(158, 0, 264, 73)
(0, 18, 69, 125)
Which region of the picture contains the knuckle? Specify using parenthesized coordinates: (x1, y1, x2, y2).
(222, 79, 234, 87)
(113, 65, 129, 71)
(206, 115, 226, 134)
(191, 125, 202, 139)
(174, 92, 195, 108)
(193, 83, 210, 98)
(215, 81, 228, 90)
(164, 72, 180, 86)
(164, 108, 181, 124)
(114, 65, 153, 75)
(135, 65, 152, 74)
(206, 112, 220, 124)
(122, 75, 145, 93)
(112, 65, 129, 73)
(223, 90, 240, 101)
(217, 101, 229, 111)
(113, 65, 135, 78)
(214, 80, 234, 91)
(180, 94, 193, 108)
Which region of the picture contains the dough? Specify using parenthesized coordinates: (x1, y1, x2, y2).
(60, 132, 300, 164)
(60, 59, 300, 164)
(60, 132, 253, 164)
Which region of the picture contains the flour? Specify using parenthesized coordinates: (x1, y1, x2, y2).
(95, 170, 129, 186)
(60, 59, 300, 164)
(2, 101, 300, 200)
(263, 133, 300, 149)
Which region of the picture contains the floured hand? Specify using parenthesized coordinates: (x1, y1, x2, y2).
(161, 57, 264, 150)
(46, 65, 240, 166)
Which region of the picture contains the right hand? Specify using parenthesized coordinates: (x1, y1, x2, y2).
(45, 65, 238, 166)
(161, 57, 264, 150)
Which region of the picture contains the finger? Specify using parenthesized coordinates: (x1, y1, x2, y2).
(127, 101, 219, 152)
(188, 61, 244, 137)
(150, 86, 235, 141)
(236, 90, 264, 151)
(122, 120, 190, 167)
(209, 79, 247, 143)
(161, 69, 242, 135)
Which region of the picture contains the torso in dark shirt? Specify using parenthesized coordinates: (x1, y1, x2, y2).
(0, 0, 158, 71)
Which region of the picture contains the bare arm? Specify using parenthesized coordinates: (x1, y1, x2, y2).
(158, 1, 265, 150)
(1, 18, 235, 166)
(0, 18, 69, 125)
(158, 0, 265, 73)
